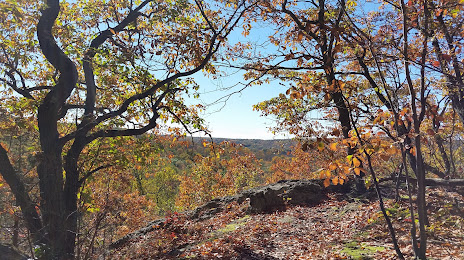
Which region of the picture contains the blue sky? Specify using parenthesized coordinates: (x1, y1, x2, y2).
(183, 17, 293, 140)
(186, 72, 290, 140)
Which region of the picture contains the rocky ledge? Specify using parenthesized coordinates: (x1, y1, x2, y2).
(109, 179, 355, 250)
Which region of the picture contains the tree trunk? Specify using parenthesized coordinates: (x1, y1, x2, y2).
(32, 146, 81, 259)
(36, 153, 67, 259)
(35, 0, 80, 257)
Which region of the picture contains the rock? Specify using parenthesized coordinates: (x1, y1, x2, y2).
(244, 179, 325, 213)
(107, 218, 166, 250)
(191, 179, 349, 217)
(0, 243, 29, 260)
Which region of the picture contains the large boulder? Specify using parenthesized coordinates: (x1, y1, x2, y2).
(244, 179, 325, 213)
(0, 243, 29, 260)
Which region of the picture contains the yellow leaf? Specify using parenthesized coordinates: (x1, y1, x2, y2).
(347, 0, 357, 7)
(339, 178, 344, 185)
(87, 207, 100, 213)
(346, 154, 353, 162)
(329, 142, 338, 151)
(332, 177, 339, 185)
(410, 147, 416, 156)
(353, 157, 361, 167)
(324, 178, 331, 187)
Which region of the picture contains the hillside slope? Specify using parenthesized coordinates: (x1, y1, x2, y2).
(105, 180, 464, 259)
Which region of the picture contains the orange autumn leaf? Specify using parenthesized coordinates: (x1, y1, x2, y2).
(323, 178, 331, 187)
(329, 142, 338, 151)
(329, 163, 337, 171)
(297, 31, 304, 42)
(354, 167, 364, 176)
(325, 170, 331, 179)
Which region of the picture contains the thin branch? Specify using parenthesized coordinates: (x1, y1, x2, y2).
(78, 164, 112, 185)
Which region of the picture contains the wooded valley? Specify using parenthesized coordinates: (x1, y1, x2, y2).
(1, 0, 464, 259)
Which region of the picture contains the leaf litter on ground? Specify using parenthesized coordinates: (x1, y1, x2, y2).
(108, 186, 464, 259)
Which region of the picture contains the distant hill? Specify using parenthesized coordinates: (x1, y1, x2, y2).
(190, 137, 297, 160)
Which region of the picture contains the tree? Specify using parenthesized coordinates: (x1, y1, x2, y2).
(235, 0, 368, 191)
(239, 0, 464, 259)
(176, 140, 264, 209)
(0, 0, 252, 258)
